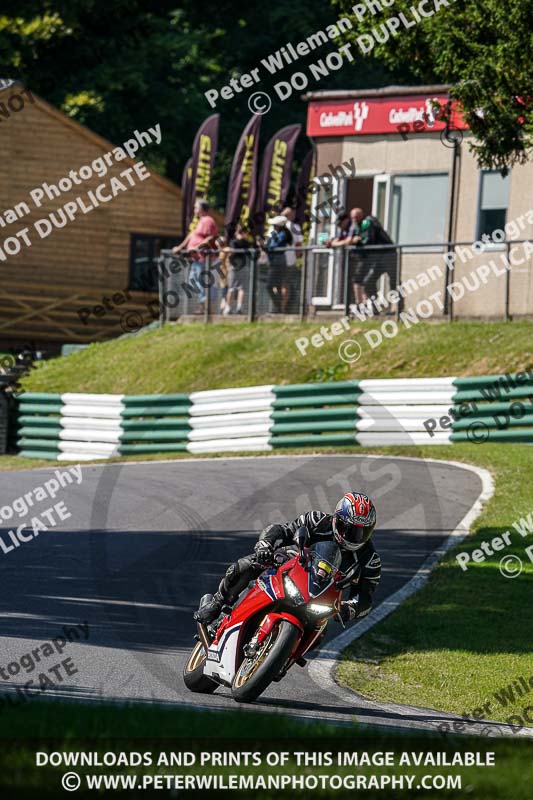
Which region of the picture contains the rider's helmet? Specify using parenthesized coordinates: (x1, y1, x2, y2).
(332, 492, 376, 552)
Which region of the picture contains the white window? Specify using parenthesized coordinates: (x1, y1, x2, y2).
(390, 173, 449, 247)
(477, 170, 511, 241)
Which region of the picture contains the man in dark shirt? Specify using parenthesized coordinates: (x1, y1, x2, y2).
(224, 225, 251, 315)
(329, 208, 396, 305)
(351, 208, 396, 308)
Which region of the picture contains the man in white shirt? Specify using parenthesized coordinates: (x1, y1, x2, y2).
(281, 206, 303, 266)
(280, 207, 303, 312)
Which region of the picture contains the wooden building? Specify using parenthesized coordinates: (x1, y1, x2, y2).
(0, 80, 186, 346)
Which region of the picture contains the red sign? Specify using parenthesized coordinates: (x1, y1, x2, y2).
(306, 94, 467, 137)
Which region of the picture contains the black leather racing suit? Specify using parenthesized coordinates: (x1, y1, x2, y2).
(216, 510, 381, 619)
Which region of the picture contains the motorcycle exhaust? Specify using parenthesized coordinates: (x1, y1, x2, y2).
(197, 621, 212, 653)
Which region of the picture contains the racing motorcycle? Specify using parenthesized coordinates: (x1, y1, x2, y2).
(183, 529, 348, 703)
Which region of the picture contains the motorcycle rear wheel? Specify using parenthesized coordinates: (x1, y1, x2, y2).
(183, 641, 218, 693)
(231, 620, 300, 703)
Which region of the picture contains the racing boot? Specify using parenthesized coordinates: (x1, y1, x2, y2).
(194, 591, 224, 625)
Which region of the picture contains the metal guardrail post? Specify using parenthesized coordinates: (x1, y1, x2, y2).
(505, 240, 511, 321)
(299, 249, 308, 321)
(396, 245, 403, 320)
(204, 252, 211, 323)
(343, 247, 350, 318)
(158, 249, 182, 325)
(157, 253, 166, 325)
(165, 254, 173, 324)
(446, 244, 455, 322)
(248, 249, 258, 323)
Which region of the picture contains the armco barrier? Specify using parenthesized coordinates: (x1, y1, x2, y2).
(15, 371, 533, 460)
(271, 382, 360, 448)
(355, 378, 455, 446)
(450, 373, 533, 443)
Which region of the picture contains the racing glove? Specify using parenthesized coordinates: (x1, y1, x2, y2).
(253, 540, 274, 564)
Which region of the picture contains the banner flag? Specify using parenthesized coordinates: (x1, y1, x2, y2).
(294, 149, 315, 244)
(187, 113, 220, 231)
(224, 115, 262, 236)
(255, 123, 301, 232)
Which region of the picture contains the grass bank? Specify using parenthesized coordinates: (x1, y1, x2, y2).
(337, 443, 533, 728)
(19, 319, 533, 394)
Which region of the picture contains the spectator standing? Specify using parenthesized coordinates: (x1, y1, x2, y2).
(224, 225, 251, 315)
(328, 208, 394, 310)
(281, 207, 303, 311)
(327, 209, 365, 305)
(350, 208, 395, 310)
(260, 215, 293, 313)
(281, 206, 303, 262)
(172, 199, 218, 314)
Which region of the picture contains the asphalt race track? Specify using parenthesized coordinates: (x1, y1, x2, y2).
(0, 454, 524, 735)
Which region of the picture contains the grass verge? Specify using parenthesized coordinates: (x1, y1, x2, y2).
(336, 443, 533, 728)
(0, 455, 57, 470)
(19, 319, 533, 394)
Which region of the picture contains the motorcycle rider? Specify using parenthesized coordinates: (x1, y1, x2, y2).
(195, 492, 380, 625)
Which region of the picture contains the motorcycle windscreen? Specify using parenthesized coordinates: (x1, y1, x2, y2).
(307, 540, 342, 597)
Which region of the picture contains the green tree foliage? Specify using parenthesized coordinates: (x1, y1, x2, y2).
(0, 0, 400, 203)
(333, 0, 533, 173)
(0, 2, 224, 181)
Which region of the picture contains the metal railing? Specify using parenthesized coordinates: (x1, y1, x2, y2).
(156, 238, 532, 324)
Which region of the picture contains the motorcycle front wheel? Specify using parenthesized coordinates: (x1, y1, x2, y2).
(183, 641, 218, 693)
(231, 620, 300, 703)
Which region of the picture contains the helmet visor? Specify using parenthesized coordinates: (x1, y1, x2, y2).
(334, 515, 372, 550)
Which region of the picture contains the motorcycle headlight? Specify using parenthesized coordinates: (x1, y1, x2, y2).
(307, 603, 334, 617)
(283, 574, 304, 605)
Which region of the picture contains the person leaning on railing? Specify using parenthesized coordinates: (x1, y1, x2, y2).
(172, 199, 218, 315)
(354, 209, 395, 311)
(326, 211, 365, 306)
(326, 213, 350, 247)
(327, 208, 395, 312)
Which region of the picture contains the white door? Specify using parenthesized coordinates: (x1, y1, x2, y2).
(309, 175, 345, 306)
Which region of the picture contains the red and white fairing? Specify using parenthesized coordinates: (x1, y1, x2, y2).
(203, 550, 342, 686)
